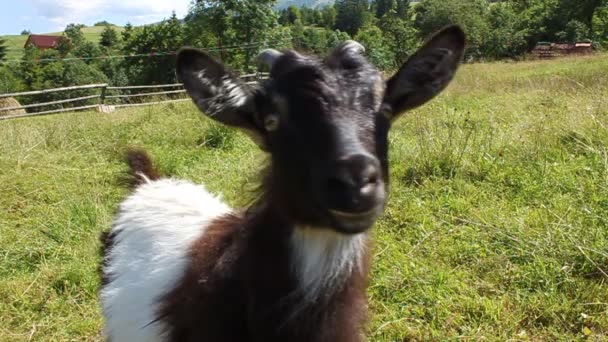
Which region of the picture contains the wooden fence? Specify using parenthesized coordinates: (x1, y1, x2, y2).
(0, 72, 268, 121)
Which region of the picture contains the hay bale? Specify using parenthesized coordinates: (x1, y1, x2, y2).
(0, 97, 26, 116)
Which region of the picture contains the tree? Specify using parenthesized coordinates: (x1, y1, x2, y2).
(63, 24, 86, 47)
(288, 5, 302, 24)
(279, 5, 301, 25)
(0, 38, 7, 63)
(73, 41, 103, 63)
(394, 0, 410, 17)
(414, 0, 490, 59)
(122, 23, 134, 42)
(187, 1, 233, 61)
(94, 21, 114, 27)
(335, 0, 370, 36)
(554, 0, 607, 34)
(187, 0, 277, 70)
(121, 13, 185, 84)
(18, 46, 107, 106)
(483, 3, 528, 58)
(100, 26, 119, 48)
(230, 0, 278, 71)
(592, 5, 608, 47)
(0, 66, 25, 93)
(374, 0, 396, 18)
(21, 30, 31, 35)
(513, 0, 606, 46)
(377, 14, 418, 65)
(557, 20, 591, 42)
(355, 25, 396, 70)
(320, 6, 338, 29)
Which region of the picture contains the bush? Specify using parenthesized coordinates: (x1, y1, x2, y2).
(355, 25, 396, 70)
(414, 0, 490, 60)
(482, 3, 529, 59)
(94, 21, 114, 27)
(100, 26, 119, 48)
(0, 67, 25, 93)
(17, 47, 108, 108)
(557, 20, 591, 43)
(377, 14, 419, 65)
(291, 23, 351, 55)
(199, 122, 236, 150)
(0, 38, 7, 62)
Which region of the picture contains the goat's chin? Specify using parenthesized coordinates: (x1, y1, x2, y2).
(328, 206, 383, 235)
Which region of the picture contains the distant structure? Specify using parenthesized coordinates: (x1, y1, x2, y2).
(532, 41, 594, 59)
(23, 35, 65, 50)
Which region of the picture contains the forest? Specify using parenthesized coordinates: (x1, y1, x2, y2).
(0, 0, 607, 94)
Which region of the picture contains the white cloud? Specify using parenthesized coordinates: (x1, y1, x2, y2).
(27, 0, 190, 30)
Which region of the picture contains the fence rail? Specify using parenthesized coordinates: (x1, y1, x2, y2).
(106, 83, 184, 90)
(0, 84, 108, 99)
(105, 89, 187, 99)
(0, 72, 269, 121)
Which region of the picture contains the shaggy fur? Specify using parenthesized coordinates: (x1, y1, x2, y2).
(100, 178, 231, 341)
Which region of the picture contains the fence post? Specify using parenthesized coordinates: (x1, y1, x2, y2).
(99, 85, 107, 105)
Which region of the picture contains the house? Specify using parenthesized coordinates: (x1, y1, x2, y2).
(24, 35, 65, 50)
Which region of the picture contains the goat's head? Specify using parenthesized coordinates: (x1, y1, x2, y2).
(177, 26, 465, 234)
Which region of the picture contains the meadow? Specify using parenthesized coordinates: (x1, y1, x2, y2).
(1, 26, 124, 61)
(1, 54, 607, 341)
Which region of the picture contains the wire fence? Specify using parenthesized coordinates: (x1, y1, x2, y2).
(0, 39, 292, 65)
(0, 72, 269, 120)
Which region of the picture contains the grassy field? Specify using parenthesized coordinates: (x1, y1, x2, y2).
(1, 54, 607, 341)
(1, 26, 124, 61)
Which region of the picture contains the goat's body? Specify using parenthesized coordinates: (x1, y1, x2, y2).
(100, 179, 231, 341)
(100, 177, 368, 342)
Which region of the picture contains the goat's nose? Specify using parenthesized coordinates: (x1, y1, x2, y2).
(326, 154, 382, 213)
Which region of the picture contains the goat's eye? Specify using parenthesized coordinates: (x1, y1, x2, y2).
(264, 114, 280, 132)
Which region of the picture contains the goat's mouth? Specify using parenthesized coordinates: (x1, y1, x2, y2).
(328, 205, 384, 234)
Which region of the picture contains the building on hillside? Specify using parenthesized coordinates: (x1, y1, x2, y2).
(532, 41, 594, 59)
(23, 35, 65, 50)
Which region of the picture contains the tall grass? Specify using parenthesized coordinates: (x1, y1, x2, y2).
(1, 54, 607, 341)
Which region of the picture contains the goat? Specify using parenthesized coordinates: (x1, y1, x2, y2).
(99, 26, 466, 342)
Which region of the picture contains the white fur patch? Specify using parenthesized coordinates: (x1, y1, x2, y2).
(221, 75, 247, 108)
(100, 178, 231, 342)
(196, 69, 219, 94)
(194, 70, 248, 118)
(290, 227, 367, 303)
(341, 40, 366, 54)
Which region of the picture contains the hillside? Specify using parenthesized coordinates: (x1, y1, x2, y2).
(1, 54, 607, 340)
(1, 25, 123, 61)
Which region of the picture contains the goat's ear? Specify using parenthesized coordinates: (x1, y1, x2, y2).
(177, 48, 264, 142)
(383, 25, 465, 119)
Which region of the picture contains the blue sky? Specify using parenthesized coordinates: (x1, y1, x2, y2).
(0, 0, 191, 35)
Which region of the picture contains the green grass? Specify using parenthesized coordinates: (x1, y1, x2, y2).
(1, 26, 124, 61)
(1, 54, 608, 341)
(1, 34, 29, 60)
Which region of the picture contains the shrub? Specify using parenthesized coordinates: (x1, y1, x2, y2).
(355, 25, 396, 70)
(199, 122, 236, 150)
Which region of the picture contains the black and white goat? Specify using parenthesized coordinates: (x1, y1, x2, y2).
(99, 26, 465, 342)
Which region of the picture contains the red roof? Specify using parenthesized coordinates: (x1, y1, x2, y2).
(24, 35, 64, 49)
